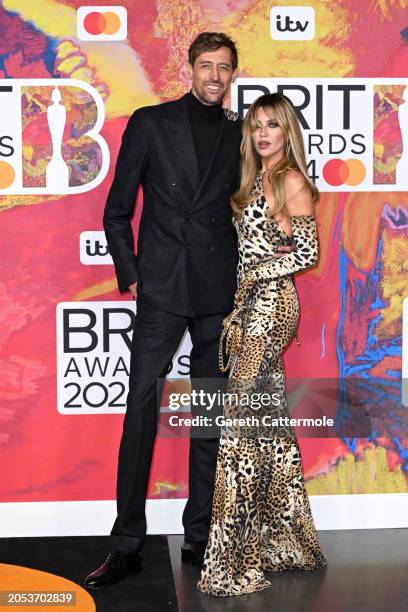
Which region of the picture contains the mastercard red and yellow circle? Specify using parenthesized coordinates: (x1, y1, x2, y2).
(323, 158, 366, 186)
(83, 11, 121, 35)
(0, 161, 15, 189)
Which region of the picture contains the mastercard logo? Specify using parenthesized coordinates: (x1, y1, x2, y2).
(77, 6, 127, 41)
(322, 158, 366, 186)
(84, 11, 121, 35)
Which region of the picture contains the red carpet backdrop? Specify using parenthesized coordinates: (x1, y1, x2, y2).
(1, 0, 407, 534)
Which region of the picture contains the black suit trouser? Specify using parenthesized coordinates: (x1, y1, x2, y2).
(110, 299, 227, 552)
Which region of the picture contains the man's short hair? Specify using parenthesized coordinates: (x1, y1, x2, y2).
(188, 32, 238, 71)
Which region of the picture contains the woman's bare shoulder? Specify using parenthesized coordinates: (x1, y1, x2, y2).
(284, 169, 308, 195)
(284, 169, 314, 216)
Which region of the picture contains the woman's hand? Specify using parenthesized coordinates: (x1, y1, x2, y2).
(273, 241, 297, 257)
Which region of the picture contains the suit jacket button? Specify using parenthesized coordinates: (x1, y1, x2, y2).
(171, 181, 177, 186)
(210, 218, 216, 223)
(187, 244, 193, 249)
(210, 245, 215, 251)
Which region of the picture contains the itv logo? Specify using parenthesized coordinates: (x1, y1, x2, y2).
(270, 6, 315, 41)
(80, 231, 113, 265)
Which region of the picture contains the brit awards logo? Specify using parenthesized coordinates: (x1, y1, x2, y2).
(56, 302, 192, 414)
(0, 79, 109, 194)
(232, 78, 408, 192)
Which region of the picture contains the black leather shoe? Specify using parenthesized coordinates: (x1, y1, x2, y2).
(83, 550, 142, 589)
(181, 541, 207, 568)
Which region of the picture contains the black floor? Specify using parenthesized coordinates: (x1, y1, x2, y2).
(169, 531, 408, 612)
(1, 531, 407, 611)
(0, 535, 177, 612)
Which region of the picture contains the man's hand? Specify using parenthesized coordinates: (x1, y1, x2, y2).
(273, 241, 297, 258)
(128, 282, 138, 299)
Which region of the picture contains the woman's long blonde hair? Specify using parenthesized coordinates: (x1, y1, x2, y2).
(231, 93, 318, 220)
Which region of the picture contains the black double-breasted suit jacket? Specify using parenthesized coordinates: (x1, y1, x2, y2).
(103, 93, 242, 316)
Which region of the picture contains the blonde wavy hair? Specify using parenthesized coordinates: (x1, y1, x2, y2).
(231, 93, 318, 220)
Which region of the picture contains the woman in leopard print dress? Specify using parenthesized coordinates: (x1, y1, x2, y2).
(197, 94, 327, 597)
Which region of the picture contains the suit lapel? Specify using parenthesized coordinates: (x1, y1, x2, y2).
(162, 96, 239, 209)
(162, 97, 200, 195)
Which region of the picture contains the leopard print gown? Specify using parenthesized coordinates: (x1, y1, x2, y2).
(197, 172, 327, 597)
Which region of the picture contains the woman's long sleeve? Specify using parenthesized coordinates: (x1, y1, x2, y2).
(250, 214, 319, 280)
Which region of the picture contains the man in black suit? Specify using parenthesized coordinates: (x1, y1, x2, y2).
(84, 32, 241, 588)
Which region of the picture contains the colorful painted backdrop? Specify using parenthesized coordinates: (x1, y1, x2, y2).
(1, 0, 407, 525)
